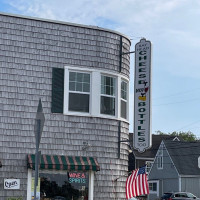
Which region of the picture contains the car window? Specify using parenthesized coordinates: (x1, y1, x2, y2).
(180, 193, 187, 197)
(187, 193, 196, 198)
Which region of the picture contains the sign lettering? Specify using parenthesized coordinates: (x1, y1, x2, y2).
(134, 38, 152, 152)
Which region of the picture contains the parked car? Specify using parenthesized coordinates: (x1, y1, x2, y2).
(161, 192, 199, 200)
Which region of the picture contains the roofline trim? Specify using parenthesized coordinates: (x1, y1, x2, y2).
(0, 11, 131, 44)
(179, 175, 200, 178)
(134, 157, 154, 160)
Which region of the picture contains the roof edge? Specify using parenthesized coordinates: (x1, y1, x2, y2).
(0, 11, 131, 44)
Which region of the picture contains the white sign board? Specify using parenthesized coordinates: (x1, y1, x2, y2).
(133, 38, 152, 153)
(4, 179, 20, 190)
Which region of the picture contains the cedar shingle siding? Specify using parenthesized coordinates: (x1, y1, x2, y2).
(0, 13, 130, 199)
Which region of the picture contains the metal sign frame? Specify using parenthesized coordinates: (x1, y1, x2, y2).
(133, 38, 152, 153)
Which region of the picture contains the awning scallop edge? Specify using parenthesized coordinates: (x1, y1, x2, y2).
(27, 154, 100, 172)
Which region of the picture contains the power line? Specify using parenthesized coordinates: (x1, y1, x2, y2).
(153, 87, 200, 100)
(153, 98, 200, 106)
(175, 120, 200, 132)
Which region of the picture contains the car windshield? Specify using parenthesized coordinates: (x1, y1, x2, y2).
(187, 193, 196, 198)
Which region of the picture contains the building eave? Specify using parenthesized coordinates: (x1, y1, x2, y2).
(0, 11, 131, 45)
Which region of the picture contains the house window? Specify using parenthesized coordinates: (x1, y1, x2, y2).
(68, 71, 90, 113)
(121, 80, 128, 119)
(53, 67, 129, 119)
(149, 182, 157, 192)
(145, 161, 153, 174)
(157, 148, 163, 169)
(100, 75, 116, 116)
(149, 180, 159, 196)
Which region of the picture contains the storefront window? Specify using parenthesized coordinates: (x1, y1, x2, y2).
(32, 171, 89, 200)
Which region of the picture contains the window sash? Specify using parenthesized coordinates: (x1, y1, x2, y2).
(100, 96, 115, 116)
(121, 80, 127, 100)
(69, 71, 90, 93)
(101, 75, 115, 96)
(100, 75, 116, 116)
(68, 93, 89, 112)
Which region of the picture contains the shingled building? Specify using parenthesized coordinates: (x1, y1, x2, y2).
(0, 12, 131, 199)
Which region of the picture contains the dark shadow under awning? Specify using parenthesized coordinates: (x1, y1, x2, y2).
(27, 154, 100, 172)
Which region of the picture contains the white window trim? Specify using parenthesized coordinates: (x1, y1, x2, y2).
(100, 73, 117, 117)
(149, 180, 159, 197)
(27, 169, 94, 200)
(64, 66, 129, 122)
(157, 148, 163, 169)
(120, 79, 129, 119)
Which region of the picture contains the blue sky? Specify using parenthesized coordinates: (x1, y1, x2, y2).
(1, 0, 200, 137)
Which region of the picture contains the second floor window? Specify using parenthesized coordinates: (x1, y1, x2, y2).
(121, 80, 128, 119)
(69, 71, 90, 113)
(100, 75, 116, 116)
(157, 148, 163, 169)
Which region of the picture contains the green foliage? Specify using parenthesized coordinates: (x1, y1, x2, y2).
(155, 130, 197, 141)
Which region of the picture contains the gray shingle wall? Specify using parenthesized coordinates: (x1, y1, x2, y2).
(0, 13, 130, 199)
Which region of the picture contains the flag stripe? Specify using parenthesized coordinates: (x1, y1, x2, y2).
(126, 166, 149, 199)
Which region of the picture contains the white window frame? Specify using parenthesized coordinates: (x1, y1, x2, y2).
(148, 180, 159, 197)
(100, 74, 116, 116)
(157, 148, 163, 169)
(121, 79, 128, 119)
(64, 66, 129, 122)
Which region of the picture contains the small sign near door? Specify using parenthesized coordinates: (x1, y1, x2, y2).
(4, 179, 20, 190)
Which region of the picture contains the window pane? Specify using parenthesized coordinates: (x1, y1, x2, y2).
(69, 93, 89, 112)
(149, 183, 153, 191)
(105, 86, 111, 95)
(153, 183, 157, 191)
(101, 96, 115, 115)
(69, 72, 76, 81)
(77, 72, 83, 82)
(69, 82, 75, 91)
(83, 83, 90, 92)
(83, 74, 90, 83)
(121, 100, 127, 119)
(76, 82, 82, 92)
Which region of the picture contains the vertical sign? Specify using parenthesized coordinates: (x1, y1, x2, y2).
(134, 38, 152, 153)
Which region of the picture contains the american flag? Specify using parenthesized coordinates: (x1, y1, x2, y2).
(126, 166, 149, 199)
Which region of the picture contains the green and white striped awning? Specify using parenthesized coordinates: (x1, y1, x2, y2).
(27, 154, 100, 172)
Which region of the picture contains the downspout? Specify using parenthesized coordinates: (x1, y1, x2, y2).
(118, 121, 121, 159)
